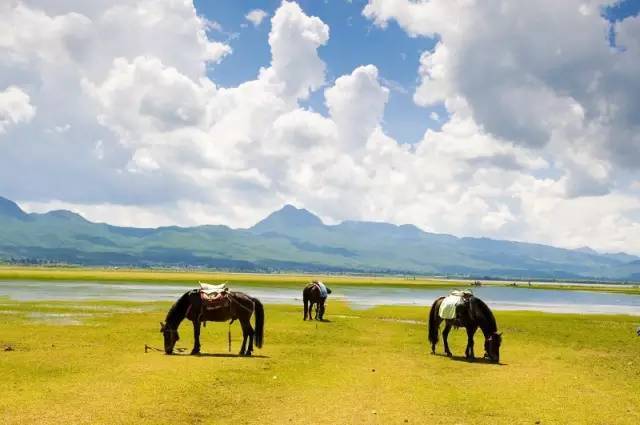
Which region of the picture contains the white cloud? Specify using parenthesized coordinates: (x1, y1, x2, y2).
(366, 0, 640, 172)
(2, 0, 640, 255)
(325, 65, 389, 149)
(245, 9, 268, 27)
(359, 0, 640, 251)
(259, 1, 329, 101)
(0, 86, 36, 134)
(206, 41, 232, 64)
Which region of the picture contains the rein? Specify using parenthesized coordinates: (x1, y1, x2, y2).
(144, 344, 187, 354)
(228, 294, 254, 313)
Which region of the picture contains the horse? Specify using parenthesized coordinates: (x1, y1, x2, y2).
(428, 295, 502, 363)
(302, 281, 332, 321)
(160, 289, 264, 356)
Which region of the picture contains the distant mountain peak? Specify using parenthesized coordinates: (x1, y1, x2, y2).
(250, 204, 323, 233)
(44, 210, 88, 222)
(0, 196, 27, 219)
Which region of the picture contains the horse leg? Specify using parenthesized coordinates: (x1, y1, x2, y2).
(239, 322, 248, 356)
(319, 300, 325, 320)
(303, 298, 309, 321)
(242, 317, 254, 356)
(431, 316, 442, 354)
(191, 319, 201, 355)
(443, 321, 453, 357)
(465, 326, 477, 360)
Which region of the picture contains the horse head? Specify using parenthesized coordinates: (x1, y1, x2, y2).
(160, 321, 179, 354)
(484, 332, 502, 363)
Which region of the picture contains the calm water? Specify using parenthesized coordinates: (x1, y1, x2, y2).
(0, 280, 639, 315)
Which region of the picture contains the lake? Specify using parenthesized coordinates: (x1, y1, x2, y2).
(1, 280, 639, 315)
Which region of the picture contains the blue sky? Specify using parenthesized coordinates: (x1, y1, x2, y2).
(196, 0, 443, 144)
(604, 0, 640, 46)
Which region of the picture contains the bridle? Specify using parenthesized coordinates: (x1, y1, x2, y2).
(162, 325, 180, 343)
(484, 333, 500, 360)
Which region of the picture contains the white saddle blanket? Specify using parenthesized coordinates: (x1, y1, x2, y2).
(317, 281, 328, 298)
(199, 282, 228, 296)
(438, 295, 461, 319)
(438, 290, 472, 319)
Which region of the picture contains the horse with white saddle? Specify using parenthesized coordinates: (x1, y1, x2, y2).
(428, 290, 502, 363)
(302, 280, 332, 321)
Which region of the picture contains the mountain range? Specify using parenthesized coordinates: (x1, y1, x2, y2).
(1, 196, 639, 281)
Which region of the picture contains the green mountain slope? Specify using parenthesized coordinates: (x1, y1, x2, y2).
(1, 196, 639, 279)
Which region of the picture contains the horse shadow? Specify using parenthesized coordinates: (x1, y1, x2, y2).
(432, 352, 506, 366)
(176, 352, 270, 359)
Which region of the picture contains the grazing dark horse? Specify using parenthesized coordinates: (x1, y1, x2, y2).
(160, 289, 264, 356)
(428, 295, 502, 363)
(302, 281, 332, 321)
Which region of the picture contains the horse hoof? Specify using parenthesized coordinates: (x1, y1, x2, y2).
(190, 350, 200, 356)
(446, 352, 452, 357)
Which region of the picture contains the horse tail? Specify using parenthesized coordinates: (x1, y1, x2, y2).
(302, 288, 309, 320)
(428, 297, 443, 346)
(251, 297, 264, 348)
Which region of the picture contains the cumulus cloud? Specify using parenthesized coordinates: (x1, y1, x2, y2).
(0, 86, 36, 134)
(325, 65, 389, 149)
(358, 0, 640, 251)
(365, 0, 640, 184)
(245, 9, 268, 27)
(2, 0, 640, 255)
(260, 1, 329, 101)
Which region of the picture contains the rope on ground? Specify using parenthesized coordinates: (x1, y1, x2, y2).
(144, 344, 187, 353)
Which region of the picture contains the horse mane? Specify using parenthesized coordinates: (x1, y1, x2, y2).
(165, 290, 193, 327)
(471, 296, 497, 335)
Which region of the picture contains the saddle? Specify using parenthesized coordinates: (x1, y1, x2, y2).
(199, 282, 230, 310)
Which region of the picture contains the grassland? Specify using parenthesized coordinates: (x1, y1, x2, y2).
(1, 297, 639, 424)
(0, 265, 460, 287)
(1, 265, 640, 294)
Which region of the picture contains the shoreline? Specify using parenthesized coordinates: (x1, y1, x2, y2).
(0, 265, 639, 295)
(2, 280, 639, 316)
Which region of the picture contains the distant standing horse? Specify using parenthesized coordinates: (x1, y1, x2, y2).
(428, 295, 502, 363)
(161, 289, 264, 356)
(303, 281, 332, 321)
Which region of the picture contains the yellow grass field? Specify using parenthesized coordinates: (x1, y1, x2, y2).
(1, 296, 639, 424)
